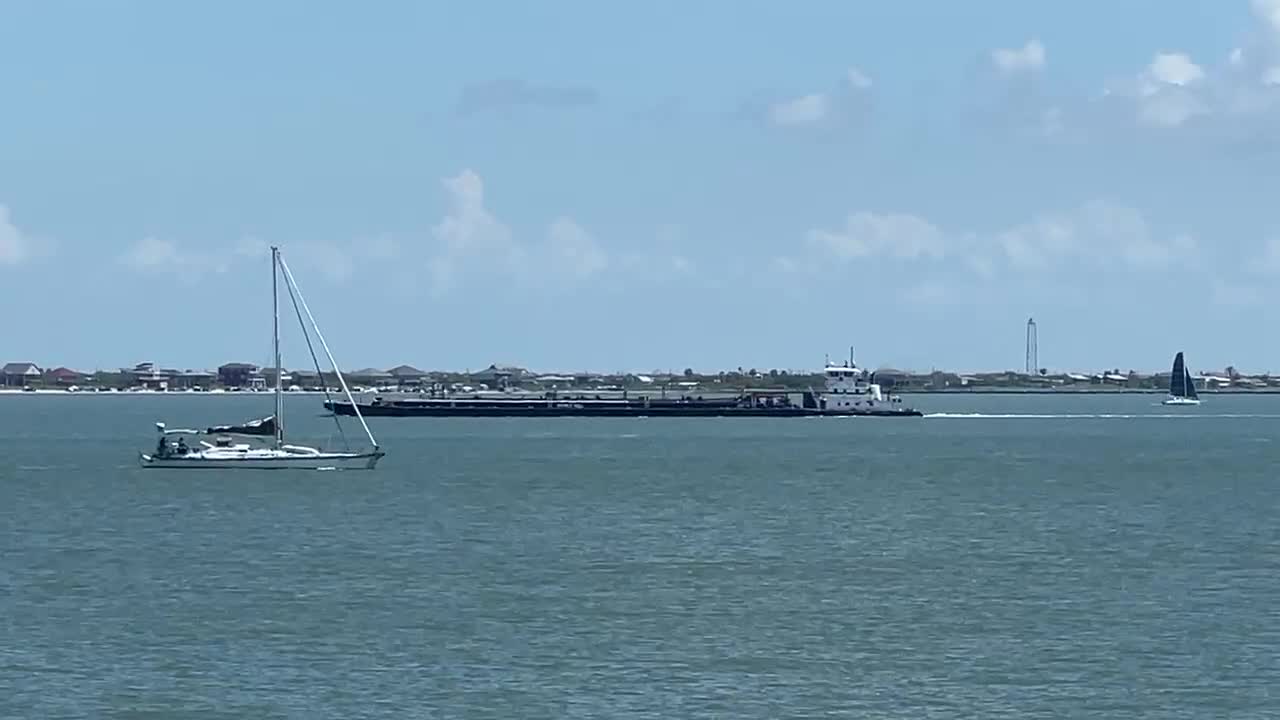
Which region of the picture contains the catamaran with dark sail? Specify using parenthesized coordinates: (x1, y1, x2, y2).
(139, 247, 384, 469)
(1162, 351, 1201, 406)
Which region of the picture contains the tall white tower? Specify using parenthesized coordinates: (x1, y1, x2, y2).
(1025, 317, 1038, 375)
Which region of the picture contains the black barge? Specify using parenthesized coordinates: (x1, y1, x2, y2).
(325, 391, 924, 418)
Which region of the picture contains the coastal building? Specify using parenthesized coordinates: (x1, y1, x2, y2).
(171, 369, 215, 390)
(347, 368, 394, 387)
(871, 367, 923, 390)
(291, 369, 324, 389)
(470, 364, 528, 386)
(2, 362, 42, 387)
(388, 365, 430, 387)
(218, 363, 259, 388)
(261, 368, 293, 387)
(124, 362, 169, 390)
(44, 367, 87, 387)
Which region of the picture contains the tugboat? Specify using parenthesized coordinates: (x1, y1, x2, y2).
(814, 359, 917, 415)
(325, 353, 922, 418)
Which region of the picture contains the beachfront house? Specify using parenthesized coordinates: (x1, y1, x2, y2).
(261, 368, 293, 388)
(124, 362, 169, 390)
(170, 369, 215, 390)
(388, 365, 430, 387)
(346, 368, 394, 388)
(44, 367, 87, 387)
(217, 362, 259, 388)
(2, 362, 42, 388)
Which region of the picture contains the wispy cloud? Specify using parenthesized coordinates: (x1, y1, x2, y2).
(457, 78, 599, 115)
(422, 171, 699, 296)
(997, 202, 1197, 269)
(808, 212, 946, 261)
(790, 202, 1198, 276)
(427, 169, 520, 295)
(762, 67, 874, 130)
(1092, 3, 1280, 133)
(769, 93, 830, 127)
(991, 40, 1046, 74)
(119, 236, 347, 283)
(0, 204, 37, 266)
(546, 217, 607, 279)
(1211, 279, 1266, 307)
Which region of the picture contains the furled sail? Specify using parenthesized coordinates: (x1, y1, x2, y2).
(205, 415, 277, 436)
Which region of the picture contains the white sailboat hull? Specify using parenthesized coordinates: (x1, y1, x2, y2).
(139, 449, 383, 470)
(1162, 396, 1201, 406)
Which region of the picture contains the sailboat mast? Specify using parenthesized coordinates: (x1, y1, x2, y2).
(272, 246, 284, 449)
(276, 253, 379, 450)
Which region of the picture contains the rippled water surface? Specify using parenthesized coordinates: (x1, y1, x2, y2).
(2, 393, 1279, 717)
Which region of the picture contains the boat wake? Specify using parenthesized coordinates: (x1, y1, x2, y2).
(925, 412, 1280, 419)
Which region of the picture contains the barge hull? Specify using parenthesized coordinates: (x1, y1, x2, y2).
(325, 401, 923, 418)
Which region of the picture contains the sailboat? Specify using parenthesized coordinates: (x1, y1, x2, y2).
(1162, 351, 1201, 406)
(139, 247, 384, 469)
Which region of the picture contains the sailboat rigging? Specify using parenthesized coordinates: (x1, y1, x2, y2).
(1162, 351, 1201, 406)
(139, 247, 384, 469)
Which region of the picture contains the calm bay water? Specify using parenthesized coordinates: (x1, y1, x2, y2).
(2, 393, 1279, 718)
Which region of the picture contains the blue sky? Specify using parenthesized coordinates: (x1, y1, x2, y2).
(3, 0, 1280, 374)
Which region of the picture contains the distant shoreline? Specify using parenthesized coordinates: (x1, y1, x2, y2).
(0, 389, 335, 396)
(2, 388, 1278, 397)
(898, 388, 1280, 395)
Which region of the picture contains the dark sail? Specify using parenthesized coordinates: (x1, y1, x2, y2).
(205, 415, 276, 436)
(1184, 367, 1199, 400)
(1169, 352, 1191, 398)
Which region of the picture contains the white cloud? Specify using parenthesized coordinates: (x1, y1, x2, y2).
(808, 212, 947, 261)
(1095, 3, 1280, 133)
(1137, 53, 1206, 127)
(991, 40, 1046, 74)
(796, 202, 1194, 276)
(1254, 0, 1280, 35)
(762, 68, 874, 130)
(0, 205, 33, 266)
(119, 234, 385, 285)
(1146, 53, 1205, 87)
(997, 218, 1074, 269)
(428, 169, 521, 295)
(546, 217, 607, 278)
(432, 169, 515, 257)
(998, 202, 1196, 270)
(119, 236, 253, 282)
(425, 170, 624, 294)
(123, 237, 184, 270)
(294, 236, 399, 284)
(769, 93, 829, 127)
(1245, 236, 1280, 275)
(1137, 90, 1205, 127)
(1104, 51, 1209, 128)
(846, 67, 873, 89)
(305, 243, 357, 283)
